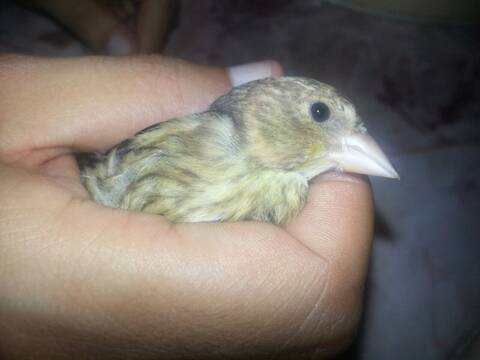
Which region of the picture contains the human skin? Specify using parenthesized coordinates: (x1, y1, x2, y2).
(0, 55, 373, 359)
(19, 0, 175, 54)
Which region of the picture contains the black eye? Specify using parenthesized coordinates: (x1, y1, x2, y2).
(310, 102, 330, 123)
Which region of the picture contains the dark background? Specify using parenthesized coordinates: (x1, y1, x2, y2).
(1, 0, 479, 358)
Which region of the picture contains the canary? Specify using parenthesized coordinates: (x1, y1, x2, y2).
(81, 77, 398, 224)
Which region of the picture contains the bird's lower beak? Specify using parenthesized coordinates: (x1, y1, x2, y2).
(329, 133, 399, 179)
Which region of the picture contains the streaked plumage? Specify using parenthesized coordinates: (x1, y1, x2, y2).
(81, 77, 397, 224)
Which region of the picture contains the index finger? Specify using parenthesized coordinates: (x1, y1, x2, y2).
(0, 55, 230, 157)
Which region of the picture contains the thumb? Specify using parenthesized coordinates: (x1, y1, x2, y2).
(285, 172, 374, 333)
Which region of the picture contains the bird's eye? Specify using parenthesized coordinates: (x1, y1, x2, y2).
(310, 102, 330, 123)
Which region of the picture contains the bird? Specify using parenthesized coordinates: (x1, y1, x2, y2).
(81, 77, 398, 224)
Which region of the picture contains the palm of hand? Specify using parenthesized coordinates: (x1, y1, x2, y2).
(0, 55, 372, 359)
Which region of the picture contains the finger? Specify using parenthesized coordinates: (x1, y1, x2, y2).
(136, 0, 176, 53)
(285, 173, 374, 318)
(29, 0, 137, 55)
(0, 56, 282, 164)
(98, 0, 136, 20)
(0, 55, 223, 157)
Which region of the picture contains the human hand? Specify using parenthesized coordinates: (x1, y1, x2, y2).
(18, 0, 175, 54)
(0, 55, 373, 359)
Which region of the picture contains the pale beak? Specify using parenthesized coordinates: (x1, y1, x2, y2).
(329, 133, 399, 179)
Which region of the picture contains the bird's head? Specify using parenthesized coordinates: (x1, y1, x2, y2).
(210, 77, 398, 179)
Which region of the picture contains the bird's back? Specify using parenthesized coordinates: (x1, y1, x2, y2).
(81, 111, 309, 224)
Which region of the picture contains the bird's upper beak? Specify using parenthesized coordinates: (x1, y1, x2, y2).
(329, 133, 399, 179)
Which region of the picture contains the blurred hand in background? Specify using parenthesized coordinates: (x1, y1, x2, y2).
(18, 0, 176, 54)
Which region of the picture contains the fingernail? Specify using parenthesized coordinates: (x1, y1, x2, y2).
(106, 30, 134, 56)
(227, 60, 283, 86)
(314, 171, 370, 185)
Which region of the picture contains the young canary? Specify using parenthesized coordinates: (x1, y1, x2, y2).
(81, 77, 398, 224)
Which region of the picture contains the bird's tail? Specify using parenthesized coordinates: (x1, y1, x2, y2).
(79, 150, 133, 209)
